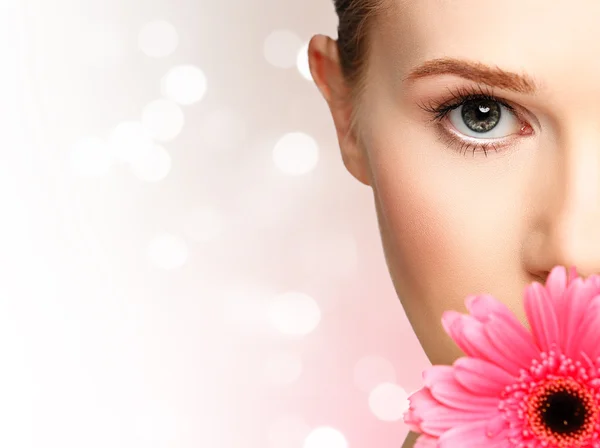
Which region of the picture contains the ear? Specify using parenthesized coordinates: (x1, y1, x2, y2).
(308, 34, 371, 186)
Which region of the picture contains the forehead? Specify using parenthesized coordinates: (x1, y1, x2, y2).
(373, 0, 600, 98)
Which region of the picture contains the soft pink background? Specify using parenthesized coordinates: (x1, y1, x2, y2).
(8, 0, 430, 446)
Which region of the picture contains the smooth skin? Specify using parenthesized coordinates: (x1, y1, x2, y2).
(309, 1, 600, 446)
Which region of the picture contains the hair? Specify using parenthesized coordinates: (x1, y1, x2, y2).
(332, 0, 388, 142)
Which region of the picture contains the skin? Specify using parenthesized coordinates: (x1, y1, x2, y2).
(308, 1, 600, 446)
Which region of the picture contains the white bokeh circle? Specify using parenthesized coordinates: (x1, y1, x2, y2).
(108, 121, 154, 165)
(142, 99, 185, 142)
(368, 383, 410, 422)
(69, 137, 114, 178)
(161, 65, 207, 105)
(138, 20, 179, 58)
(129, 144, 172, 182)
(264, 352, 303, 386)
(264, 29, 303, 69)
(268, 292, 321, 336)
(303, 427, 348, 448)
(147, 233, 188, 270)
(273, 132, 319, 175)
(297, 42, 312, 80)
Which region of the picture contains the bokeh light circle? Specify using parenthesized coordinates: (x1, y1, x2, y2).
(69, 137, 114, 178)
(353, 355, 397, 393)
(297, 42, 312, 80)
(263, 29, 303, 69)
(303, 427, 348, 448)
(273, 132, 319, 175)
(108, 121, 154, 165)
(142, 99, 185, 142)
(268, 292, 321, 336)
(129, 144, 172, 182)
(368, 382, 410, 422)
(161, 65, 207, 105)
(147, 233, 188, 270)
(138, 20, 179, 58)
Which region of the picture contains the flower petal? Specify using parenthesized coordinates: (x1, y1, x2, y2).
(453, 357, 515, 396)
(524, 282, 560, 352)
(465, 293, 513, 323)
(562, 278, 600, 359)
(484, 314, 539, 370)
(429, 376, 499, 412)
(546, 265, 568, 298)
(405, 387, 440, 432)
(441, 310, 474, 357)
(574, 294, 600, 360)
(420, 405, 498, 436)
(422, 365, 454, 388)
(438, 419, 508, 448)
(458, 317, 524, 376)
(566, 265, 579, 285)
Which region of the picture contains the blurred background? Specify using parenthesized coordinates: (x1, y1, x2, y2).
(4, 0, 430, 446)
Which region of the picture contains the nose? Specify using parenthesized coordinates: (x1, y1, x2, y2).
(525, 131, 600, 283)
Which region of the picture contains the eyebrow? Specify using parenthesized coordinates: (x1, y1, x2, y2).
(403, 57, 540, 94)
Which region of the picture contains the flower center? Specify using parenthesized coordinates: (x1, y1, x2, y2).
(527, 377, 597, 446)
(539, 389, 587, 433)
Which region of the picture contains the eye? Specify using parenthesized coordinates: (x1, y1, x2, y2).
(448, 98, 520, 139)
(417, 85, 534, 157)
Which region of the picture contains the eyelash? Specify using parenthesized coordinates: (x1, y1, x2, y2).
(417, 84, 526, 157)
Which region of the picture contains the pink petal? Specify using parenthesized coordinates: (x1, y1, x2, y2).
(442, 311, 474, 357)
(562, 278, 600, 359)
(485, 415, 509, 439)
(465, 294, 513, 323)
(422, 365, 454, 388)
(574, 294, 600, 360)
(546, 265, 568, 298)
(484, 314, 539, 370)
(405, 387, 440, 432)
(438, 419, 508, 448)
(458, 317, 525, 376)
(429, 376, 499, 412)
(524, 282, 560, 352)
(420, 405, 498, 436)
(414, 434, 439, 448)
(566, 265, 579, 285)
(453, 357, 515, 396)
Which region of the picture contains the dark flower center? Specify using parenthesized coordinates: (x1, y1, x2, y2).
(538, 389, 587, 434)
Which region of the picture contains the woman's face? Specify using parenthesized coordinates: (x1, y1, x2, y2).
(309, 0, 600, 365)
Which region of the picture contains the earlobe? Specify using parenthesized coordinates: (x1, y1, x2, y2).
(308, 35, 372, 187)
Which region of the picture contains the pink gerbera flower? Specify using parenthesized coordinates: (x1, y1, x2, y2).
(404, 265, 600, 447)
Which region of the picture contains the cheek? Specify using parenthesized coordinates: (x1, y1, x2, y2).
(372, 152, 467, 308)
(366, 126, 530, 334)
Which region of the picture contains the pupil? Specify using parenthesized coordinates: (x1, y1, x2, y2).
(539, 390, 587, 435)
(461, 99, 500, 133)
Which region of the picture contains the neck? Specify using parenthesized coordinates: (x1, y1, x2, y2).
(401, 431, 419, 448)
